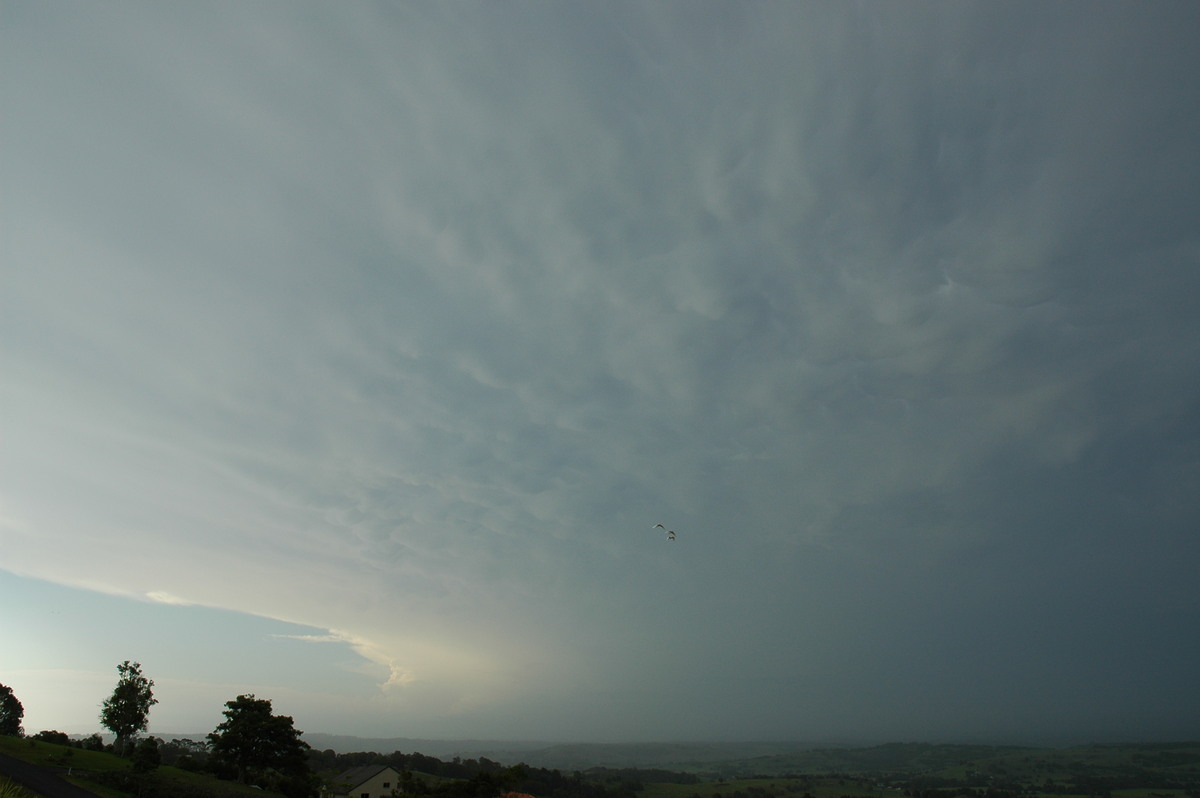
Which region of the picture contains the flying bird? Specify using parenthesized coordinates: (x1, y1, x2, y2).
(653, 523, 676, 541)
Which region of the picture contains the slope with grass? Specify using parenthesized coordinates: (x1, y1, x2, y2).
(0, 736, 286, 798)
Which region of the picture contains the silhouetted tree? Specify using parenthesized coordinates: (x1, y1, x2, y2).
(159, 737, 209, 769)
(132, 736, 162, 773)
(32, 730, 71, 745)
(99, 661, 157, 755)
(0, 682, 23, 736)
(207, 694, 312, 796)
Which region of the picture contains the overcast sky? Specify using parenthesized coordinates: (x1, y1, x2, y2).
(3, 1, 1199, 746)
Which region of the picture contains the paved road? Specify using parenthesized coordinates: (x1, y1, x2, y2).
(0, 752, 104, 797)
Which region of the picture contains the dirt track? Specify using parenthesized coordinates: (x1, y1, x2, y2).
(0, 752, 103, 797)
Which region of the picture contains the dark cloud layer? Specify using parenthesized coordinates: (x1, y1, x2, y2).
(2, 2, 1198, 742)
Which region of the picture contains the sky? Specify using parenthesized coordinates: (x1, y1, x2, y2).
(2, 1, 1199, 747)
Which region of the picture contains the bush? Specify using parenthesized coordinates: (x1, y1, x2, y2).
(175, 754, 204, 772)
(81, 734, 106, 752)
(31, 730, 70, 746)
(132, 737, 161, 773)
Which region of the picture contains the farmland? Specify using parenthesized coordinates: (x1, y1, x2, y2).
(626, 742, 1200, 798)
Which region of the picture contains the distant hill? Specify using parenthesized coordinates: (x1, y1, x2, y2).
(296, 735, 850, 770)
(489, 741, 839, 771)
(119, 733, 1200, 778)
(300, 732, 555, 759)
(292, 737, 1200, 779)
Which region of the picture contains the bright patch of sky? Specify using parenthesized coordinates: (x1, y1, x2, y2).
(2, 1, 1198, 744)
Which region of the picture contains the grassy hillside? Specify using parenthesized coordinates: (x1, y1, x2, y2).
(0, 735, 286, 798)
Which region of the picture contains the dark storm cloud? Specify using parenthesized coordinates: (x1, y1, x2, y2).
(2, 1, 1197, 741)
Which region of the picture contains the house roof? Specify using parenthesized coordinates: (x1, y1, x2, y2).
(333, 764, 402, 790)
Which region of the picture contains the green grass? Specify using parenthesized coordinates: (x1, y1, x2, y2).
(0, 734, 133, 772)
(0, 735, 287, 798)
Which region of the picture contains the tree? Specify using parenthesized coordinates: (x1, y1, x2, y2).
(32, 730, 70, 745)
(0, 682, 23, 736)
(207, 694, 312, 795)
(99, 661, 157, 755)
(131, 736, 161, 773)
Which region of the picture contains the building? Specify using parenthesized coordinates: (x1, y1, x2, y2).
(330, 764, 404, 798)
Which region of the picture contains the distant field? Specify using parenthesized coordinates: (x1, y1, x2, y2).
(639, 775, 897, 798)
(632, 742, 1200, 798)
(669, 742, 1200, 778)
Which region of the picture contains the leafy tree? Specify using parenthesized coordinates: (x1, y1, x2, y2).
(207, 694, 312, 795)
(131, 736, 162, 773)
(81, 733, 106, 751)
(0, 683, 23, 736)
(32, 730, 70, 745)
(159, 737, 209, 769)
(99, 661, 158, 755)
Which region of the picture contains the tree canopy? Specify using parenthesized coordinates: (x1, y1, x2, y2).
(99, 660, 157, 752)
(207, 693, 312, 794)
(0, 682, 23, 736)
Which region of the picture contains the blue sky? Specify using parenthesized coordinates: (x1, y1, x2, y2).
(2, 1, 1199, 745)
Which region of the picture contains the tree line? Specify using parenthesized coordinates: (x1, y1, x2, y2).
(1, 668, 644, 798)
(307, 748, 644, 798)
(2, 665, 313, 797)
